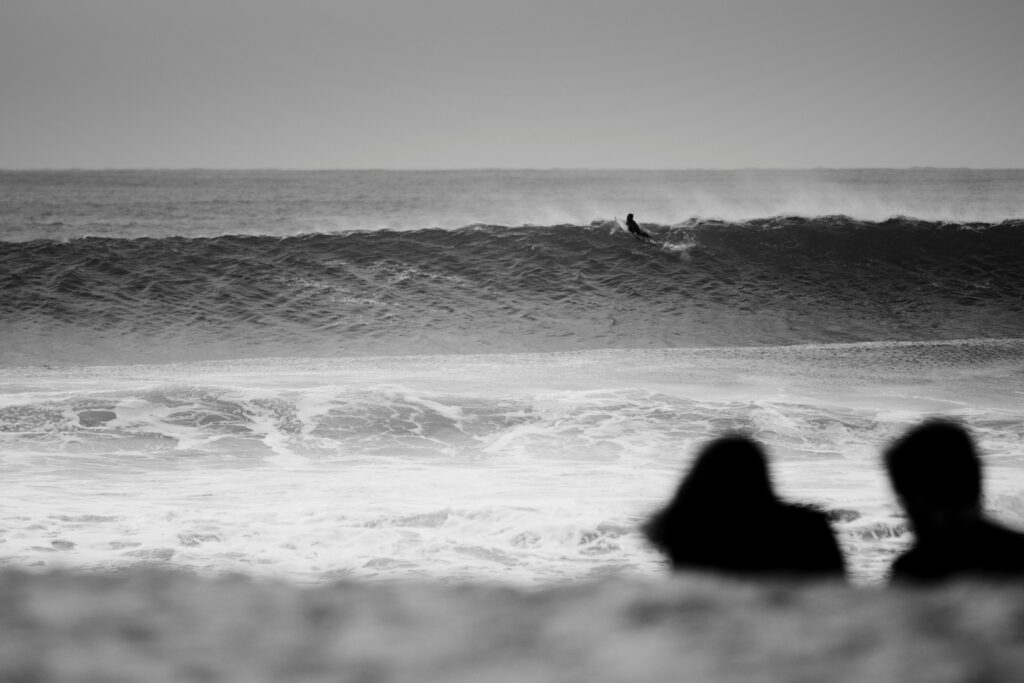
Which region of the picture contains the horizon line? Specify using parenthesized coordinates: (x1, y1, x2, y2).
(2, 166, 1023, 173)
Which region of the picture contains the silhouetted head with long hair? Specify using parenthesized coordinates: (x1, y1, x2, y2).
(645, 434, 847, 576)
(674, 435, 776, 511)
(644, 435, 776, 550)
(885, 420, 982, 531)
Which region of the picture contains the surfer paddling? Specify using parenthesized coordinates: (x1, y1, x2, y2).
(625, 213, 654, 243)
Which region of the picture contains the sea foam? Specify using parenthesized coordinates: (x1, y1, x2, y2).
(3, 342, 1022, 585)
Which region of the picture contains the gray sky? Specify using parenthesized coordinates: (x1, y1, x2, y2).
(1, 0, 1022, 169)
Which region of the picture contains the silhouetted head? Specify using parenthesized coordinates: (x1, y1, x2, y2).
(885, 420, 982, 522)
(645, 434, 847, 576)
(671, 435, 777, 512)
(644, 434, 779, 558)
(626, 213, 634, 221)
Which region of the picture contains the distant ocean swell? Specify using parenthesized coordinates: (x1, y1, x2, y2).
(2, 216, 1023, 366)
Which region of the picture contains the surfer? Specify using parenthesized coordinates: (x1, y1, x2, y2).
(625, 213, 654, 243)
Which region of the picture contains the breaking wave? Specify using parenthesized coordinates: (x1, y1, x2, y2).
(2, 216, 1023, 365)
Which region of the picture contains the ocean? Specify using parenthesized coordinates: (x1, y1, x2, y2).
(1, 169, 1023, 585)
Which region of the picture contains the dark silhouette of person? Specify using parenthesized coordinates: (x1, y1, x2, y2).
(885, 419, 1024, 582)
(625, 213, 654, 243)
(644, 435, 846, 578)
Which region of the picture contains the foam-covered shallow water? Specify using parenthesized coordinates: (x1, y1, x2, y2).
(3, 342, 1023, 585)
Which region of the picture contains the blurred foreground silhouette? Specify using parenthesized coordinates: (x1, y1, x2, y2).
(885, 419, 1024, 582)
(644, 435, 846, 578)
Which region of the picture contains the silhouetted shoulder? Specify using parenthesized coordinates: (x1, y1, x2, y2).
(891, 517, 1024, 583)
(774, 504, 847, 576)
(884, 419, 1024, 583)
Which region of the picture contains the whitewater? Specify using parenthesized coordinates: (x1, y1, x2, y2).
(1, 169, 1023, 586)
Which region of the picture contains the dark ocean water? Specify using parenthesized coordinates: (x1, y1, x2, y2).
(2, 217, 1023, 365)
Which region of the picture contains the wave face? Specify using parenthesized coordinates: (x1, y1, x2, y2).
(3, 217, 1023, 365)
